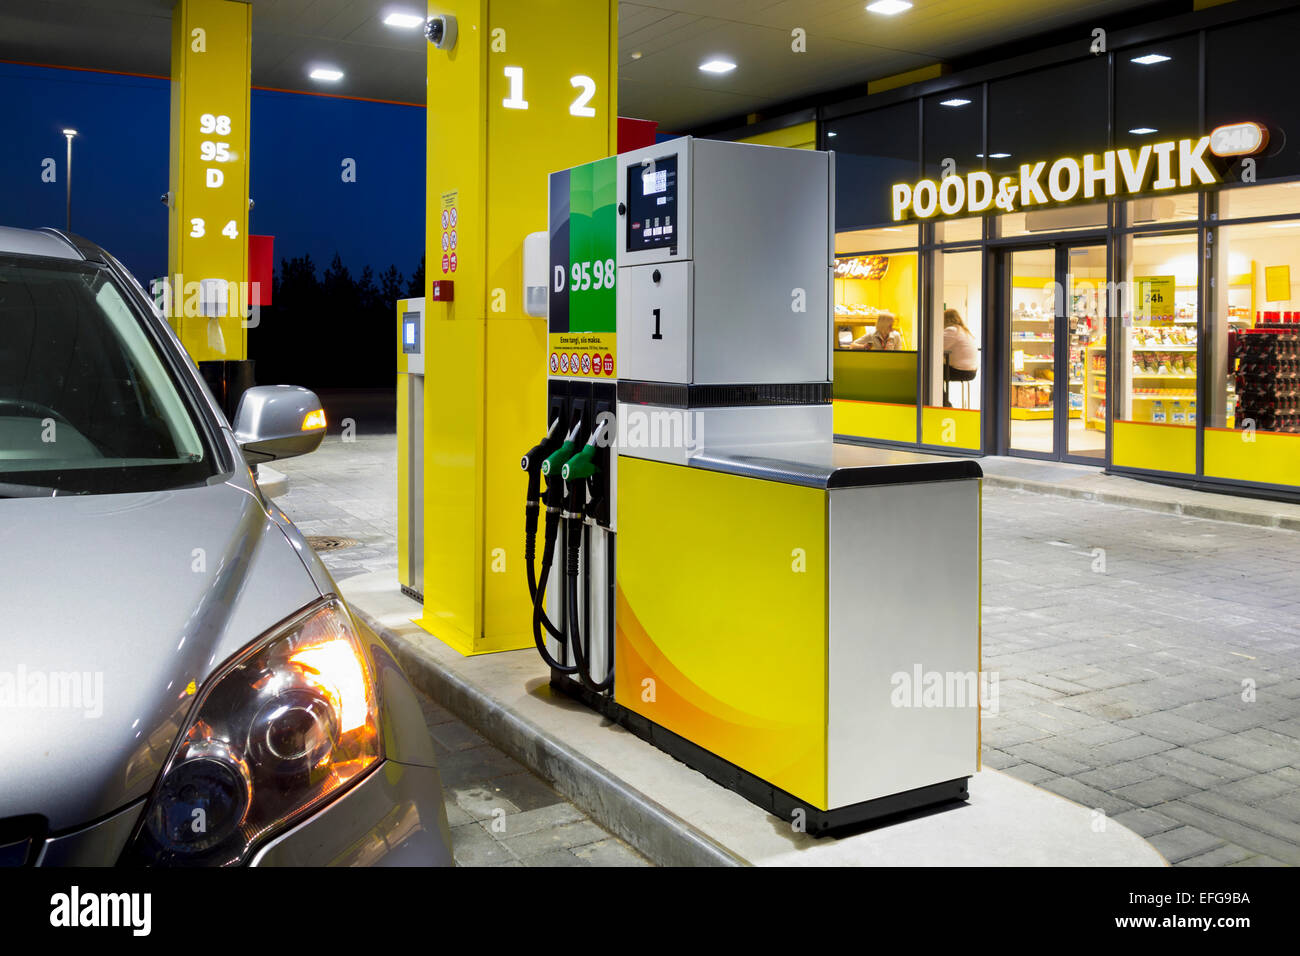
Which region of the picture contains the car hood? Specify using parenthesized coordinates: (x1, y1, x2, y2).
(0, 478, 322, 832)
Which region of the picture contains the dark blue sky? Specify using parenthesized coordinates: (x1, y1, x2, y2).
(0, 62, 425, 284)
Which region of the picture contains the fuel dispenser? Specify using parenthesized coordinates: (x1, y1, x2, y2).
(397, 297, 425, 602)
(522, 138, 983, 831)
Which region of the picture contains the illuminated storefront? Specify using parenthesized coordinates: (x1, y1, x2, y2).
(809, 0, 1300, 499)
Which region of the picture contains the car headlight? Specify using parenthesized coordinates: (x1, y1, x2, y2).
(125, 597, 381, 866)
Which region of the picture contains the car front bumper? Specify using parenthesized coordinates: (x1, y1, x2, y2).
(250, 759, 454, 866)
(33, 759, 453, 867)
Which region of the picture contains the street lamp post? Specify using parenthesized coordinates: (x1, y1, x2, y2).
(62, 129, 77, 232)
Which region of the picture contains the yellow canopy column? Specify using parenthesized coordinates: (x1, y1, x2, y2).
(167, 0, 252, 362)
(418, 0, 618, 654)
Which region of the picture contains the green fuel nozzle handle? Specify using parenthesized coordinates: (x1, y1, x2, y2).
(561, 445, 600, 482)
(541, 440, 577, 478)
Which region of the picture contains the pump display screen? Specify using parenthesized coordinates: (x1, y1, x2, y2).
(402, 312, 421, 354)
(626, 154, 678, 253)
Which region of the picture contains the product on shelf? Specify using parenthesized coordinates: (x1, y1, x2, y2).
(1233, 324, 1300, 434)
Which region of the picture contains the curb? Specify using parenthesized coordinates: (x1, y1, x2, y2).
(348, 601, 748, 867)
(981, 473, 1300, 531)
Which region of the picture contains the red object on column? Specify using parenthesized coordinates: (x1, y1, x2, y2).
(618, 116, 658, 153)
(249, 235, 274, 306)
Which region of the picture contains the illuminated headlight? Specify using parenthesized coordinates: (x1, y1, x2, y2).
(126, 597, 381, 866)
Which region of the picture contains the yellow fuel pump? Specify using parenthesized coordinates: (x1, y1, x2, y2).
(523, 138, 983, 831)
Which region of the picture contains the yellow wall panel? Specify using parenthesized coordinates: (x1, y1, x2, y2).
(922, 406, 981, 451)
(737, 120, 815, 150)
(1205, 428, 1300, 488)
(833, 399, 917, 443)
(1113, 420, 1195, 474)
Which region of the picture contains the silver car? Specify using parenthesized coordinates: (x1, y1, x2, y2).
(0, 226, 453, 866)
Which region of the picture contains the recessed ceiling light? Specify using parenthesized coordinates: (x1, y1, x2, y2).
(382, 11, 425, 29)
(630, 51, 643, 60)
(989, 152, 1011, 159)
(309, 68, 344, 82)
(866, 0, 912, 14)
(699, 59, 736, 74)
(827, 131, 838, 137)
(940, 98, 971, 107)
(1131, 53, 1171, 65)
(1129, 127, 1158, 135)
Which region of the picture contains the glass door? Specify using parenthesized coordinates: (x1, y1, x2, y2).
(1065, 244, 1108, 461)
(1004, 243, 1110, 461)
(1007, 248, 1058, 455)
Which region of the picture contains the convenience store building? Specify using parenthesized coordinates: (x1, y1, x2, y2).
(719, 0, 1300, 500)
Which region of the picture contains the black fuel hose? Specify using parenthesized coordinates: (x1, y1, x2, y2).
(528, 484, 568, 642)
(532, 507, 579, 674)
(564, 502, 613, 694)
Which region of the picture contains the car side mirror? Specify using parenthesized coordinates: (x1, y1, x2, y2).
(232, 385, 326, 463)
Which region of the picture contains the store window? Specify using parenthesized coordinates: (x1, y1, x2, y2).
(924, 86, 983, 182)
(1114, 231, 1200, 474)
(835, 224, 918, 254)
(1204, 214, 1300, 488)
(832, 239, 919, 444)
(827, 102, 919, 230)
(935, 217, 982, 244)
(923, 249, 982, 450)
(1126, 193, 1199, 227)
(1218, 183, 1300, 221)
(997, 202, 1109, 239)
(1114, 35, 1200, 153)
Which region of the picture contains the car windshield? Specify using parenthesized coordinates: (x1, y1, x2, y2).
(0, 254, 219, 496)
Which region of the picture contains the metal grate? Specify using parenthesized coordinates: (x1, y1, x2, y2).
(305, 535, 359, 553)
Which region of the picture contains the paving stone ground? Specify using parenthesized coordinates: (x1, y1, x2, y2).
(413, 690, 648, 867)
(275, 431, 1300, 867)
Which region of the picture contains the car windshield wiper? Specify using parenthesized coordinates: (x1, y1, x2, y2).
(0, 481, 61, 498)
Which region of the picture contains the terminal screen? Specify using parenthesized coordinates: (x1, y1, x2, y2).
(402, 312, 421, 354)
(627, 154, 678, 253)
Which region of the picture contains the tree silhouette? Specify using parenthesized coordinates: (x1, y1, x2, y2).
(406, 254, 425, 299)
(249, 251, 410, 391)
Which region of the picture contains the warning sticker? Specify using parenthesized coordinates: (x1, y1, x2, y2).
(547, 331, 616, 378)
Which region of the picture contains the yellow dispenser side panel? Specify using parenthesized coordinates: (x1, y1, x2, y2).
(168, 0, 251, 361)
(615, 457, 829, 809)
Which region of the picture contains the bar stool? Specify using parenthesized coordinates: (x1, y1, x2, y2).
(943, 354, 976, 408)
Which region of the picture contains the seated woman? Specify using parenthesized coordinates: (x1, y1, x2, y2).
(849, 311, 902, 351)
(942, 308, 979, 407)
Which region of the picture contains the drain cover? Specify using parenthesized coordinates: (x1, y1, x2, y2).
(306, 535, 359, 553)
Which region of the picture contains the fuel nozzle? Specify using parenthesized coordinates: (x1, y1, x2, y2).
(560, 418, 606, 515)
(541, 420, 583, 491)
(521, 418, 561, 506)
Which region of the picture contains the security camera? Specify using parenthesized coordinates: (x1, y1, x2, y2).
(425, 15, 457, 50)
